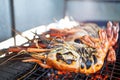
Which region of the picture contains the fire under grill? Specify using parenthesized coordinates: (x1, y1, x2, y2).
(0, 34, 120, 80)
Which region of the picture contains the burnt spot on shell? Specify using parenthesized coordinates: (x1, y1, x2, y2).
(84, 49, 89, 54)
(56, 53, 74, 65)
(86, 60, 92, 69)
(78, 48, 82, 54)
(56, 53, 64, 61)
(65, 59, 74, 65)
(81, 47, 85, 53)
(74, 38, 81, 43)
(79, 47, 90, 58)
(93, 55, 97, 64)
(79, 57, 85, 69)
(82, 57, 86, 62)
(81, 62, 85, 69)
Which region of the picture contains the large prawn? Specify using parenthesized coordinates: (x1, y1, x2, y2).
(14, 21, 119, 75)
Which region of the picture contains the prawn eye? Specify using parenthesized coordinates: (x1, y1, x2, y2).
(74, 38, 81, 43)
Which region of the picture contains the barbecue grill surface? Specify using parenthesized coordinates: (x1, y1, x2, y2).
(0, 53, 35, 80)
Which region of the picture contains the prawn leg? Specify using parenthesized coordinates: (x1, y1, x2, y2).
(22, 58, 51, 68)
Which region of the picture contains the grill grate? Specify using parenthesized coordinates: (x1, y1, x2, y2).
(0, 54, 35, 80)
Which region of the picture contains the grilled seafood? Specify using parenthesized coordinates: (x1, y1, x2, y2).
(21, 30, 108, 74)
(20, 21, 119, 74)
(1, 20, 119, 75)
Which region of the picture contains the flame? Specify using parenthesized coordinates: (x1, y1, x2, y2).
(91, 73, 109, 80)
(57, 71, 70, 75)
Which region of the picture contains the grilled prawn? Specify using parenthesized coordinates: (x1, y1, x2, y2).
(21, 21, 119, 74)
